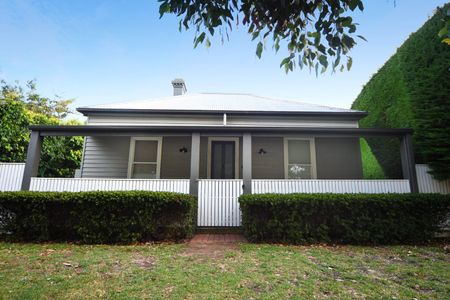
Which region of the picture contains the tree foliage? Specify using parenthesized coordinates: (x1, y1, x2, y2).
(352, 5, 450, 180)
(438, 5, 450, 45)
(0, 80, 83, 177)
(159, 0, 365, 74)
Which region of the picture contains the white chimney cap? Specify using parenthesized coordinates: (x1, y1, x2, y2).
(171, 78, 187, 96)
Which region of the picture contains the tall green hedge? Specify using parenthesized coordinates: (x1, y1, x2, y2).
(352, 5, 450, 180)
(239, 193, 450, 245)
(0, 191, 197, 243)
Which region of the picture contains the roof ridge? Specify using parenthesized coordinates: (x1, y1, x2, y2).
(77, 92, 365, 114)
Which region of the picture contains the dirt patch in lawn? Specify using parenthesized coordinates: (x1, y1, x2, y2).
(133, 256, 156, 269)
(180, 234, 246, 260)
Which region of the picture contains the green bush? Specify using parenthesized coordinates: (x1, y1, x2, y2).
(239, 193, 450, 245)
(352, 5, 450, 180)
(0, 191, 197, 243)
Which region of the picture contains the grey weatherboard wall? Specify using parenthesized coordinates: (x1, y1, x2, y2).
(81, 136, 130, 178)
(315, 138, 363, 179)
(252, 137, 285, 179)
(160, 136, 191, 179)
(81, 136, 192, 179)
(81, 135, 362, 179)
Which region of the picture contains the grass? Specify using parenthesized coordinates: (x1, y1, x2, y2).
(360, 138, 386, 179)
(1, 242, 449, 299)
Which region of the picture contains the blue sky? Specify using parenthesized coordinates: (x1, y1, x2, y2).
(0, 0, 447, 120)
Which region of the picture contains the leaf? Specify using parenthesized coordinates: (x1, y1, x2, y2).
(251, 31, 259, 41)
(357, 35, 367, 42)
(159, 3, 171, 18)
(280, 57, 291, 68)
(205, 37, 211, 48)
(342, 35, 355, 48)
(274, 41, 280, 52)
(318, 55, 328, 68)
(442, 38, 450, 46)
(194, 32, 206, 48)
(256, 42, 263, 59)
(298, 55, 303, 69)
(347, 57, 353, 71)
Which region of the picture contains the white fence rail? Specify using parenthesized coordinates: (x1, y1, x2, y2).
(198, 179, 243, 227)
(252, 179, 411, 194)
(416, 164, 450, 194)
(29, 178, 190, 193)
(0, 163, 25, 191)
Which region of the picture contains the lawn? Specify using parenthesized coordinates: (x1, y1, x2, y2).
(0, 242, 449, 299)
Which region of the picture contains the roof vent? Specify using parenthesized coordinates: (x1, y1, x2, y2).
(171, 78, 187, 96)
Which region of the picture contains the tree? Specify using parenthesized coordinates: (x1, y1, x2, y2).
(159, 0, 365, 74)
(352, 4, 450, 180)
(0, 80, 83, 177)
(438, 6, 450, 45)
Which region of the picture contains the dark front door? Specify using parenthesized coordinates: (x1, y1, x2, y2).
(211, 141, 235, 179)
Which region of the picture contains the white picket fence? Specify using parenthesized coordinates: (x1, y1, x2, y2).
(1, 162, 449, 228)
(29, 178, 190, 193)
(252, 179, 411, 194)
(416, 164, 450, 194)
(0, 163, 25, 191)
(197, 179, 243, 227)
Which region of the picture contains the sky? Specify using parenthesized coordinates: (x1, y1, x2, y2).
(0, 0, 447, 121)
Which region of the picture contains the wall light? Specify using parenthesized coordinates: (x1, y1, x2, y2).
(179, 147, 188, 153)
(258, 148, 267, 155)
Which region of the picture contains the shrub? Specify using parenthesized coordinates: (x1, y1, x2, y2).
(239, 193, 450, 245)
(351, 5, 450, 180)
(0, 191, 196, 243)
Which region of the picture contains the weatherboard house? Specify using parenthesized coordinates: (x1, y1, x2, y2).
(21, 79, 418, 225)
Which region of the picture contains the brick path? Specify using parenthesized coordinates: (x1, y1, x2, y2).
(190, 234, 246, 244)
(181, 234, 246, 259)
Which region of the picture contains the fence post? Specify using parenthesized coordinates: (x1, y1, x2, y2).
(189, 132, 200, 196)
(243, 132, 252, 194)
(21, 130, 43, 191)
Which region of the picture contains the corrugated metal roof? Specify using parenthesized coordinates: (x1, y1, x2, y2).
(78, 92, 363, 114)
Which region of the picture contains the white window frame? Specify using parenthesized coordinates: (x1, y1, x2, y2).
(283, 137, 317, 179)
(127, 137, 163, 179)
(207, 137, 240, 179)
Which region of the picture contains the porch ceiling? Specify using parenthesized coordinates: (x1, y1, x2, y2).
(29, 125, 413, 137)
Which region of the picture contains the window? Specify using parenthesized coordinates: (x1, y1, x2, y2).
(284, 138, 316, 179)
(128, 137, 162, 179)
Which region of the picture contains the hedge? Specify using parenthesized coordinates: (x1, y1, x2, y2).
(351, 4, 450, 180)
(0, 191, 196, 243)
(239, 193, 450, 245)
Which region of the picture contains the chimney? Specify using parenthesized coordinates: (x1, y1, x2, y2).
(171, 78, 187, 96)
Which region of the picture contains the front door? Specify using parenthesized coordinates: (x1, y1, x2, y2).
(211, 141, 235, 179)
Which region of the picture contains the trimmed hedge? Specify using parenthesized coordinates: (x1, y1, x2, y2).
(239, 193, 450, 245)
(0, 191, 196, 243)
(351, 4, 450, 180)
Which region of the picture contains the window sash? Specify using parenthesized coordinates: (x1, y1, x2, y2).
(284, 138, 316, 179)
(128, 137, 162, 179)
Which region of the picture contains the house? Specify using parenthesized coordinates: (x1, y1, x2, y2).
(76, 79, 367, 183)
(20, 79, 418, 226)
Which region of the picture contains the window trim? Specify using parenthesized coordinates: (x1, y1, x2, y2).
(207, 137, 240, 179)
(127, 137, 163, 179)
(283, 137, 317, 179)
